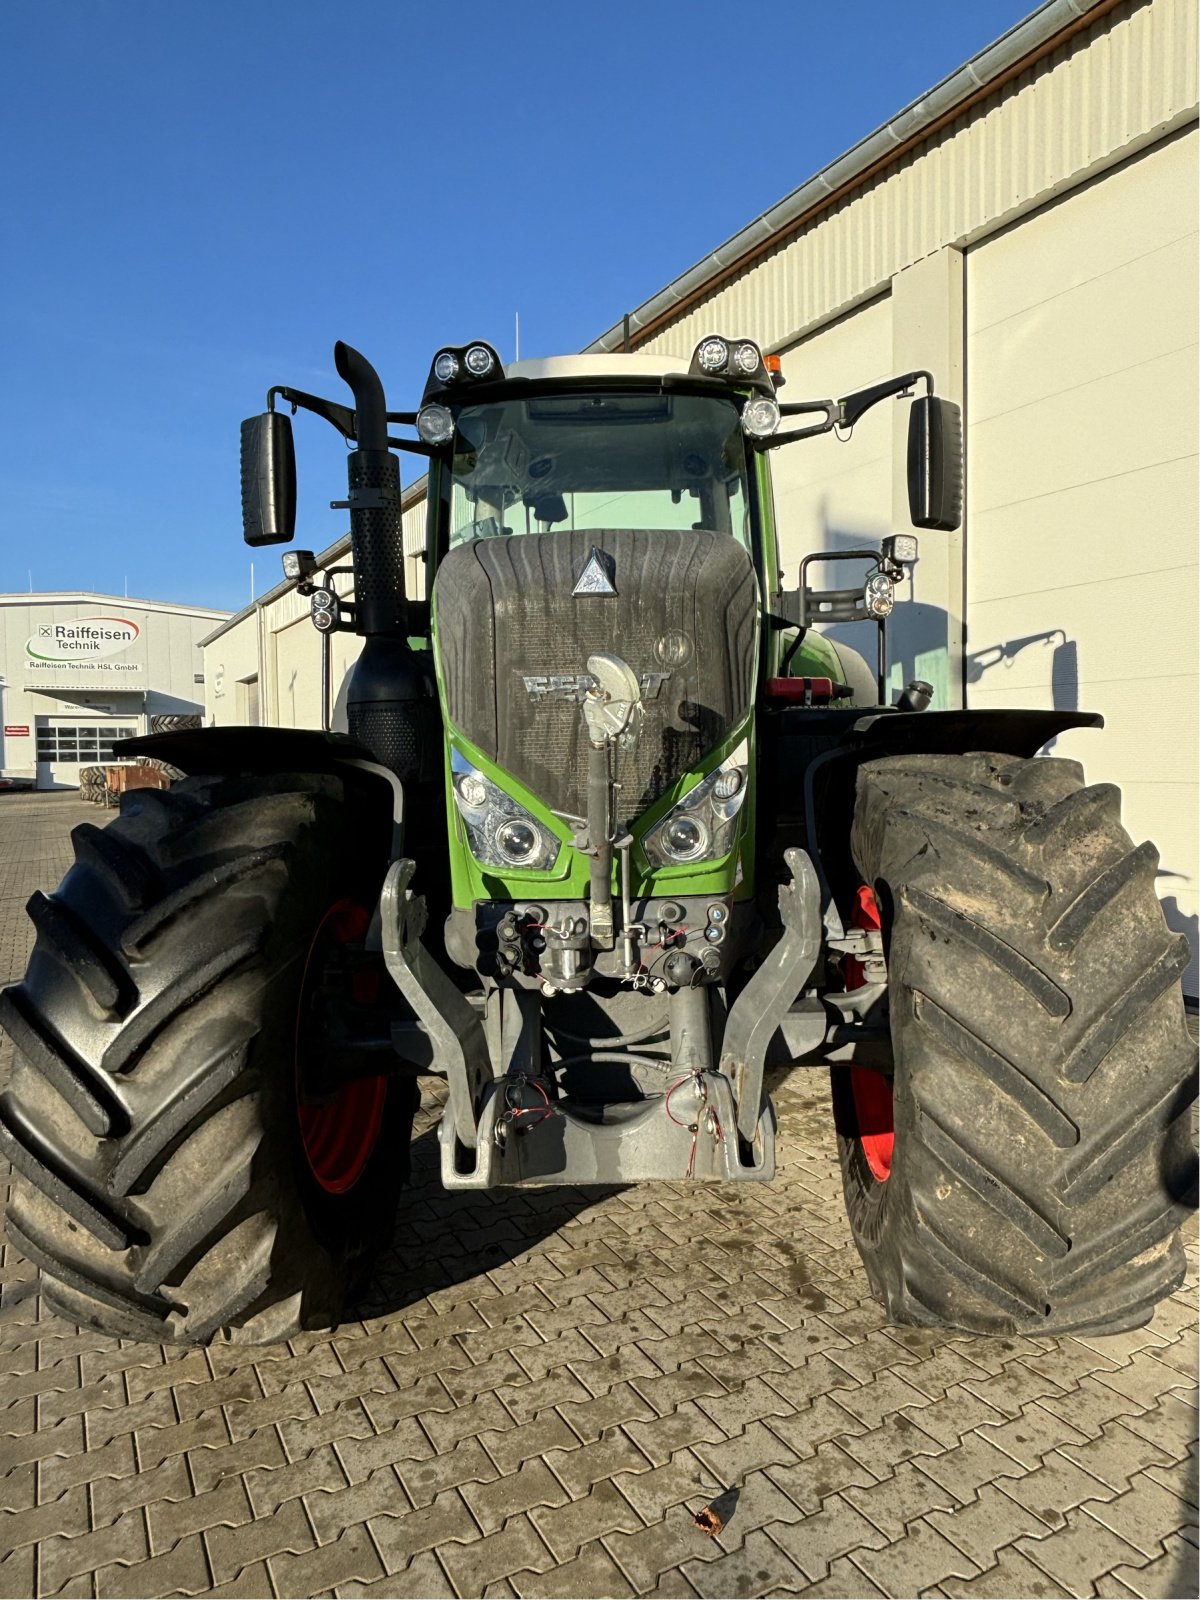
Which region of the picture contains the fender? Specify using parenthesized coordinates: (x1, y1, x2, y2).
(117, 725, 406, 834)
(784, 708, 1104, 938)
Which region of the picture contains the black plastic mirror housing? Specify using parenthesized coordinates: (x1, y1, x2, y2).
(907, 395, 962, 531)
(240, 412, 297, 545)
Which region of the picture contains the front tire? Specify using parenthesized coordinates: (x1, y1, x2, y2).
(836, 751, 1197, 1336)
(0, 770, 417, 1344)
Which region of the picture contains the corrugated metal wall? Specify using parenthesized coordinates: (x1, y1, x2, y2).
(634, 0, 1197, 359)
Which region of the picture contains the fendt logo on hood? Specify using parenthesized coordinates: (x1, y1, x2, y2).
(26, 616, 140, 661)
(523, 671, 670, 704)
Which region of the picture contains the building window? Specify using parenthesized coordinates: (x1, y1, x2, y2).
(35, 725, 129, 764)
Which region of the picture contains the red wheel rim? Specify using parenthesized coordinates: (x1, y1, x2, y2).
(846, 885, 894, 1183)
(296, 900, 387, 1195)
(850, 1066, 894, 1182)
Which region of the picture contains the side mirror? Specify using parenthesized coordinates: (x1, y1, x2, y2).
(907, 395, 962, 531)
(240, 412, 296, 546)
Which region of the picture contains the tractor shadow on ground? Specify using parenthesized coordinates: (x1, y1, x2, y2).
(350, 1114, 625, 1323)
(350, 1062, 826, 1324)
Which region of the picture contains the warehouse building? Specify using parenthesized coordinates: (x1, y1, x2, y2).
(0, 593, 228, 789)
(201, 0, 1198, 990)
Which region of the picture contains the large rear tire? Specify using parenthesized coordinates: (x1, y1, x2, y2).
(0, 770, 418, 1344)
(835, 751, 1197, 1336)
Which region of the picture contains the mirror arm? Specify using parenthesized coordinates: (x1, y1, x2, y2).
(269, 386, 358, 442)
(837, 369, 933, 429)
(387, 437, 439, 457)
(755, 400, 838, 450)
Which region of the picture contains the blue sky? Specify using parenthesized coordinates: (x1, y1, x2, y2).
(1, 0, 1035, 614)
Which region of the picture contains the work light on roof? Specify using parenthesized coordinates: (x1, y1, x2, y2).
(433, 351, 460, 383)
(696, 337, 729, 373)
(733, 341, 761, 374)
(464, 344, 495, 377)
(417, 403, 455, 445)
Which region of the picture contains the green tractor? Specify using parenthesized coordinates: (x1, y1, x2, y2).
(1, 336, 1193, 1345)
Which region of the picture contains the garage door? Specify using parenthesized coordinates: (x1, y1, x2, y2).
(35, 717, 138, 791)
(966, 128, 1199, 996)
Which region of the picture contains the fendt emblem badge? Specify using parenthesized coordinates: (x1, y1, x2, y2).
(572, 547, 616, 596)
(523, 671, 670, 704)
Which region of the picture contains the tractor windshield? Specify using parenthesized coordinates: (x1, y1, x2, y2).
(445, 390, 751, 548)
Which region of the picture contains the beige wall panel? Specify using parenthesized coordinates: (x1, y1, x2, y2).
(634, 0, 1196, 365)
(971, 234, 1196, 425)
(967, 125, 1199, 991)
(970, 342, 1196, 513)
(772, 296, 894, 581)
(970, 455, 1197, 602)
(272, 618, 321, 730)
(204, 613, 260, 726)
(403, 497, 428, 599)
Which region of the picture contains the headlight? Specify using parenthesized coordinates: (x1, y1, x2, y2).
(732, 341, 761, 374)
(464, 344, 495, 377)
(433, 351, 460, 383)
(642, 741, 749, 868)
(864, 571, 894, 617)
(741, 397, 780, 439)
(450, 750, 560, 871)
(696, 337, 729, 373)
(417, 403, 455, 445)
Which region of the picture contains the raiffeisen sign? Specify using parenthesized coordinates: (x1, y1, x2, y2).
(24, 615, 146, 681)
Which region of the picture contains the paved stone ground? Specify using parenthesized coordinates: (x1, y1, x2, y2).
(0, 791, 1196, 1600)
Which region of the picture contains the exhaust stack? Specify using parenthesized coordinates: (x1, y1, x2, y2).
(333, 342, 436, 791)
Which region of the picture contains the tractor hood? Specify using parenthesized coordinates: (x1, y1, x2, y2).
(433, 527, 758, 824)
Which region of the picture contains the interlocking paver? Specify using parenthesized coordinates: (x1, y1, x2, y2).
(0, 795, 1195, 1600)
(145, 1474, 254, 1554)
(188, 1425, 287, 1493)
(622, 1400, 727, 1468)
(529, 1478, 643, 1562)
(367, 1487, 479, 1571)
(336, 1549, 447, 1598)
(461, 1460, 569, 1534)
(940, 1546, 1072, 1597)
(38, 1507, 150, 1595)
(270, 1524, 386, 1596)
(205, 1496, 315, 1585)
(512, 1537, 636, 1598)
(335, 1415, 434, 1483)
(438, 1512, 556, 1596)
(693, 1417, 798, 1485)
(244, 1441, 349, 1516)
(1059, 1419, 1178, 1492)
(1015, 1504, 1159, 1590)
(94, 1532, 212, 1598)
(683, 1525, 808, 1597)
(544, 1428, 652, 1498)
(1110, 1532, 1200, 1599)
(1080, 1474, 1199, 1559)
(479, 1409, 578, 1475)
(765, 1491, 891, 1583)
(612, 1447, 716, 1524)
(606, 1513, 723, 1593)
(1, 1484, 88, 1553)
(502, 1367, 593, 1424)
(41, 1429, 137, 1497)
(396, 1436, 500, 1509)
(1001, 1446, 1119, 1527)
(91, 1452, 192, 1525)
(850, 1512, 983, 1592)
